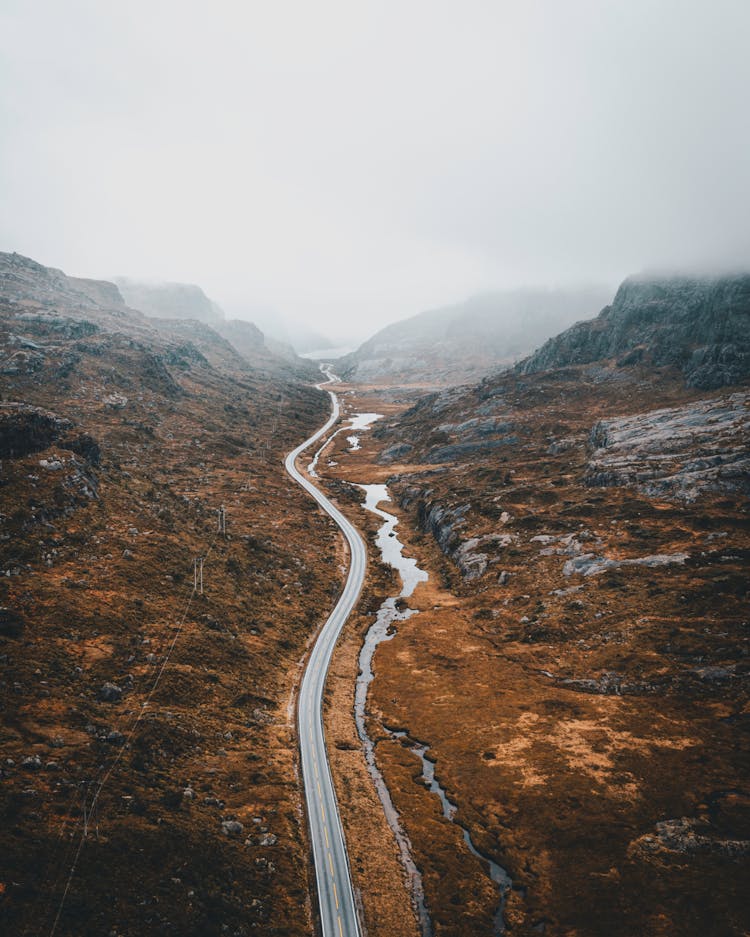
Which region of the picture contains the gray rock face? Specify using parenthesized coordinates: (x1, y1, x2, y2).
(425, 436, 518, 464)
(585, 392, 749, 501)
(0, 404, 101, 467)
(631, 817, 750, 859)
(1, 252, 126, 312)
(400, 489, 487, 579)
(452, 538, 489, 579)
(563, 552, 689, 577)
(377, 442, 414, 464)
(518, 273, 750, 389)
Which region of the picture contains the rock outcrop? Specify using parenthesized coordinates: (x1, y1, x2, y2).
(399, 487, 489, 579)
(585, 392, 750, 500)
(0, 252, 141, 331)
(0, 404, 73, 459)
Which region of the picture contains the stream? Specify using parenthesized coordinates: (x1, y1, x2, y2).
(310, 394, 512, 934)
(356, 483, 512, 936)
(355, 484, 432, 934)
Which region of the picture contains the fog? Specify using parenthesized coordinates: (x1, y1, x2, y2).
(1, 1, 748, 344)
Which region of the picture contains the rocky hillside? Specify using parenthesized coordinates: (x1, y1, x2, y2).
(114, 275, 318, 380)
(336, 300, 749, 935)
(518, 273, 750, 389)
(0, 251, 336, 936)
(338, 287, 610, 386)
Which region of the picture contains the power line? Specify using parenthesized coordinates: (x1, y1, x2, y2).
(44, 532, 221, 937)
(36, 376, 299, 935)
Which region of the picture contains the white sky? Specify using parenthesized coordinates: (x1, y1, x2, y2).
(1, 0, 749, 343)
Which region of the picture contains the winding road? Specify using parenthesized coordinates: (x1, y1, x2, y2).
(285, 368, 364, 937)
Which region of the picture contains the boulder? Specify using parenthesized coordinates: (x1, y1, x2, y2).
(99, 682, 123, 702)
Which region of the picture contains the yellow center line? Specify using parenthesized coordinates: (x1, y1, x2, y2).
(324, 825, 329, 847)
(333, 880, 339, 908)
(338, 915, 344, 937)
(328, 851, 334, 876)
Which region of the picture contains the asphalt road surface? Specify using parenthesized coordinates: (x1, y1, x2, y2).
(285, 368, 364, 937)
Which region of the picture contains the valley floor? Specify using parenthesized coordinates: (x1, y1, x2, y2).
(313, 375, 749, 937)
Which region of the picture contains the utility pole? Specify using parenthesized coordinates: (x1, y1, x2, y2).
(218, 505, 226, 538)
(194, 557, 204, 595)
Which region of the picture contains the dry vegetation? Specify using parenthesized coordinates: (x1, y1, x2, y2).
(0, 265, 342, 936)
(319, 366, 749, 937)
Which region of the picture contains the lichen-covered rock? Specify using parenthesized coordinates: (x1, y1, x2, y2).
(425, 436, 518, 464)
(377, 442, 414, 464)
(563, 552, 689, 577)
(585, 392, 749, 500)
(99, 682, 123, 702)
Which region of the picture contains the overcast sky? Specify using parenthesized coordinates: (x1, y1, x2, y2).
(1, 0, 749, 343)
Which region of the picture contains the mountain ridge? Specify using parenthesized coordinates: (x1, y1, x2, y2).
(517, 272, 750, 389)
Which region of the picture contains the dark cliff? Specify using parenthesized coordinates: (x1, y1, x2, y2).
(517, 274, 750, 389)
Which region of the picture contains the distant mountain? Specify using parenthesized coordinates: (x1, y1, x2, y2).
(517, 273, 750, 389)
(221, 302, 335, 356)
(113, 275, 317, 379)
(115, 277, 225, 325)
(0, 254, 316, 382)
(213, 317, 312, 369)
(338, 287, 612, 385)
(285, 325, 336, 355)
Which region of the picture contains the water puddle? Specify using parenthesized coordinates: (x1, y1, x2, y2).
(348, 412, 382, 432)
(307, 412, 382, 477)
(359, 485, 428, 598)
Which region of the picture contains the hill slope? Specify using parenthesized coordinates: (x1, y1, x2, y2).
(0, 251, 334, 937)
(319, 272, 749, 936)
